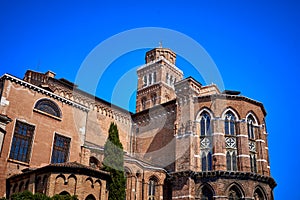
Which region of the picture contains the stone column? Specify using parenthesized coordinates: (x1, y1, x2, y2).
(236, 120, 251, 172)
(211, 118, 226, 171)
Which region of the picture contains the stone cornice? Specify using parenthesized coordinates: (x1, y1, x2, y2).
(169, 170, 276, 189)
(196, 94, 267, 116)
(1, 74, 90, 112)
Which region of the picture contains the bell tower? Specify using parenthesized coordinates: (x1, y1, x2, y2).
(136, 47, 183, 112)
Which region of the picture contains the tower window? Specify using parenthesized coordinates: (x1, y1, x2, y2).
(149, 74, 152, 85)
(9, 121, 35, 163)
(250, 154, 257, 173)
(141, 97, 147, 110)
(143, 75, 147, 87)
(51, 133, 71, 163)
(201, 151, 212, 171)
(153, 72, 156, 83)
(151, 93, 157, 106)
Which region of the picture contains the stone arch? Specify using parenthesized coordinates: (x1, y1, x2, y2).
(85, 194, 96, 200)
(195, 107, 214, 121)
(221, 107, 240, 120)
(246, 111, 259, 125)
(89, 156, 101, 169)
(253, 185, 268, 200)
(86, 177, 94, 188)
(59, 191, 70, 196)
(226, 182, 245, 199)
(195, 183, 215, 200)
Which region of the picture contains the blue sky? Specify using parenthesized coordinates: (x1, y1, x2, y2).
(1, 0, 299, 199)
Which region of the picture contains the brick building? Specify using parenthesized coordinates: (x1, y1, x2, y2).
(0, 47, 276, 199)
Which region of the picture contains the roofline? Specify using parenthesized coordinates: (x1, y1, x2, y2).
(196, 94, 267, 116)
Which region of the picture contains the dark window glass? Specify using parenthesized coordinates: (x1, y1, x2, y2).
(226, 151, 231, 171)
(51, 134, 71, 163)
(201, 152, 207, 171)
(201, 185, 214, 200)
(200, 112, 211, 136)
(141, 97, 147, 110)
(207, 152, 212, 171)
(225, 111, 235, 135)
(35, 99, 61, 118)
(9, 121, 35, 163)
(148, 179, 156, 200)
(247, 115, 255, 139)
(232, 151, 237, 171)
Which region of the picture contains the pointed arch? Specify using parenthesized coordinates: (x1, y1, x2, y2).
(227, 183, 245, 200)
(196, 183, 215, 200)
(148, 176, 159, 200)
(221, 107, 240, 120)
(196, 107, 214, 121)
(246, 112, 259, 125)
(253, 185, 267, 200)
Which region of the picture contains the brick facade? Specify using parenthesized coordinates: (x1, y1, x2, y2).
(0, 47, 276, 199)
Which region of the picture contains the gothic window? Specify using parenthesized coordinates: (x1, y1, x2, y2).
(228, 185, 243, 200)
(166, 73, 170, 85)
(151, 93, 157, 106)
(148, 178, 157, 200)
(250, 154, 257, 173)
(153, 72, 157, 83)
(247, 115, 255, 139)
(224, 111, 236, 135)
(200, 111, 211, 136)
(141, 97, 147, 110)
(9, 121, 35, 163)
(201, 151, 212, 171)
(196, 185, 214, 200)
(34, 99, 61, 118)
(226, 151, 237, 171)
(143, 75, 147, 87)
(253, 188, 266, 200)
(149, 74, 152, 85)
(51, 133, 71, 164)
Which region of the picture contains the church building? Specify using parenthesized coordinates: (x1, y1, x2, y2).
(0, 47, 276, 199)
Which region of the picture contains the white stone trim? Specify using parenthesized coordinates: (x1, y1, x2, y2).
(257, 159, 267, 163)
(213, 153, 226, 156)
(172, 195, 194, 199)
(265, 147, 269, 150)
(194, 154, 200, 158)
(212, 132, 225, 136)
(237, 154, 250, 158)
(267, 166, 271, 169)
(236, 134, 248, 138)
(256, 139, 265, 143)
(1, 74, 90, 112)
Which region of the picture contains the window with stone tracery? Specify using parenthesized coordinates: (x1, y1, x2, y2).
(247, 114, 258, 173)
(224, 110, 238, 171)
(199, 111, 213, 171)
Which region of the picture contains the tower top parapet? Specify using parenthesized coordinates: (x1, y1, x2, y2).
(145, 48, 176, 65)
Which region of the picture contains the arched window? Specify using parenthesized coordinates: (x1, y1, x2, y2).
(254, 187, 266, 200)
(148, 178, 157, 200)
(200, 111, 211, 136)
(85, 194, 96, 200)
(250, 154, 257, 173)
(149, 74, 152, 85)
(153, 72, 157, 83)
(199, 185, 214, 200)
(89, 156, 100, 169)
(141, 97, 147, 110)
(247, 115, 256, 139)
(228, 185, 243, 200)
(224, 111, 236, 135)
(151, 93, 157, 106)
(201, 151, 212, 171)
(143, 75, 147, 87)
(34, 98, 61, 118)
(226, 151, 237, 171)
